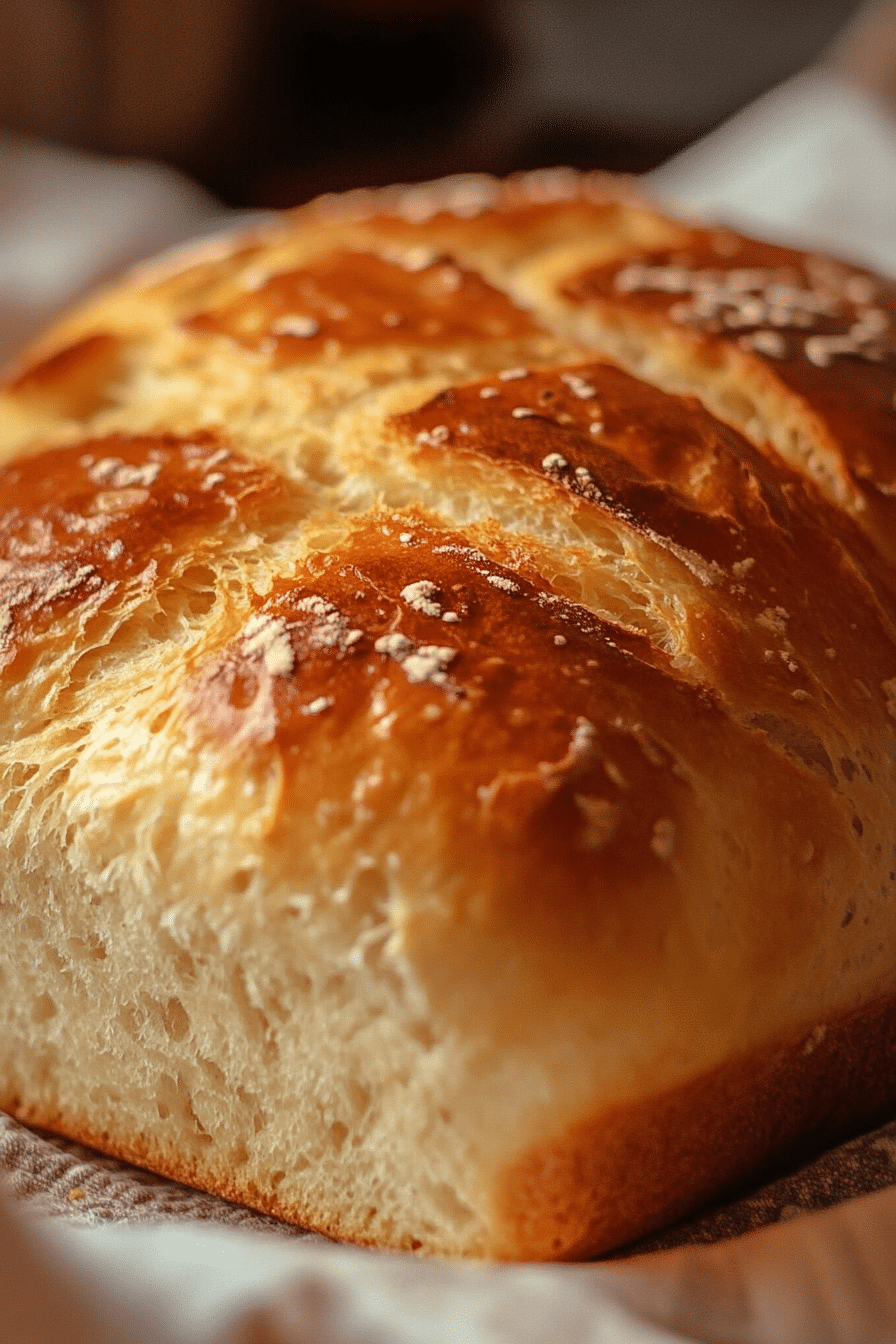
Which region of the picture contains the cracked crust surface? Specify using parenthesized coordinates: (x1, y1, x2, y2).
(1, 169, 896, 1259)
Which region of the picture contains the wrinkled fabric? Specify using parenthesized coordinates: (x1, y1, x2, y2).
(4, 1110, 896, 1255)
(650, 69, 896, 277)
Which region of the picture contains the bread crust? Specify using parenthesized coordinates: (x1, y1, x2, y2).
(7, 990, 896, 1260)
(1, 169, 895, 1259)
(501, 992, 896, 1259)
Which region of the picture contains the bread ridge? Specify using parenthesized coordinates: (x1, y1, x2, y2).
(1, 167, 895, 1259)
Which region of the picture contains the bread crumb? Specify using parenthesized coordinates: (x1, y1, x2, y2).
(603, 759, 628, 790)
(401, 245, 439, 271)
(402, 646, 456, 685)
(374, 632, 413, 660)
(295, 595, 363, 654)
(570, 717, 596, 762)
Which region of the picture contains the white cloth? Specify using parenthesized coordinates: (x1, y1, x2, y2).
(7, 1177, 896, 1344)
(0, 131, 226, 364)
(650, 68, 896, 278)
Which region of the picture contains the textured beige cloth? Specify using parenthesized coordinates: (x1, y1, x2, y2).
(3, 1108, 896, 1257)
(0, 1113, 324, 1240)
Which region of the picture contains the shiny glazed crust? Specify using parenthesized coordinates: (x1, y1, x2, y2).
(1, 170, 895, 1259)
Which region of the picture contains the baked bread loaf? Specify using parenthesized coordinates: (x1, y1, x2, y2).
(1, 170, 896, 1260)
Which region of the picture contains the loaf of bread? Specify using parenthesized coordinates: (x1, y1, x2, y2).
(2, 170, 896, 1260)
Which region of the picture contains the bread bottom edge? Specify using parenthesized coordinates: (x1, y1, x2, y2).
(4, 989, 896, 1261)
(498, 989, 896, 1260)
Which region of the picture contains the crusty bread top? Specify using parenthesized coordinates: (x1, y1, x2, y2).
(1, 171, 896, 1253)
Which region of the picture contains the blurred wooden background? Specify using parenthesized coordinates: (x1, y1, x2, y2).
(0, 0, 869, 206)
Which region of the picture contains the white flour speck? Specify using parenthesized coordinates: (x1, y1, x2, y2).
(242, 613, 295, 676)
(400, 580, 442, 617)
(374, 633, 456, 686)
(88, 458, 161, 489)
(416, 425, 451, 447)
(486, 574, 520, 593)
(560, 371, 598, 399)
(302, 695, 333, 715)
(542, 453, 568, 471)
(272, 314, 320, 338)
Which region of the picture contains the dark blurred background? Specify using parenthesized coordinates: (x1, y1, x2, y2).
(0, 0, 868, 208)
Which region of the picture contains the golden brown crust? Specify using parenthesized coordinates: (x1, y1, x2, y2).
(5, 333, 124, 419)
(185, 249, 544, 357)
(557, 228, 896, 560)
(500, 993, 896, 1260)
(0, 434, 283, 685)
(1, 169, 896, 1261)
(562, 233, 896, 487)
